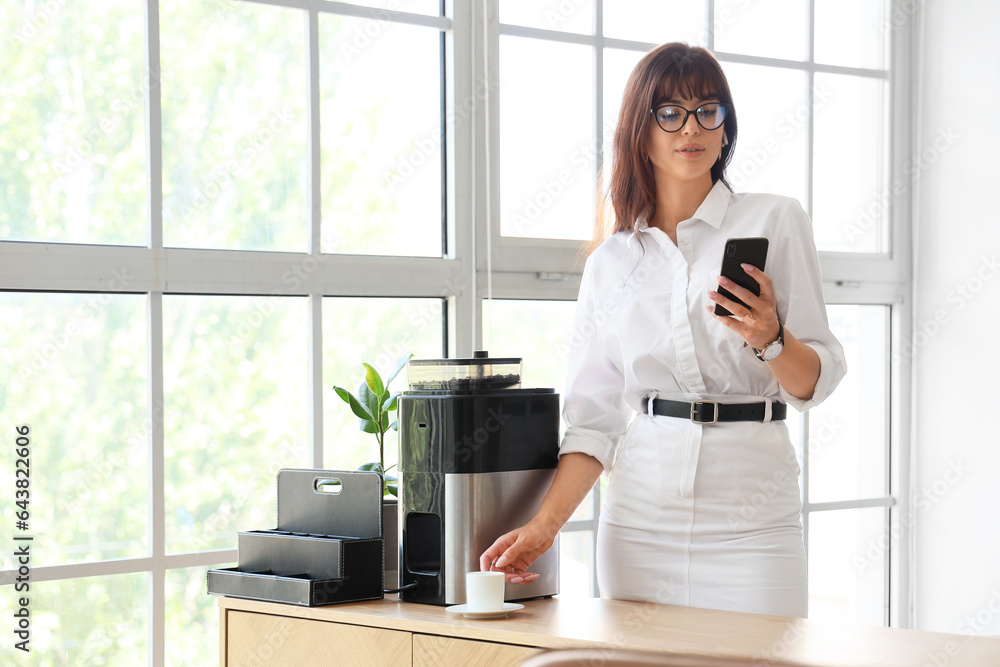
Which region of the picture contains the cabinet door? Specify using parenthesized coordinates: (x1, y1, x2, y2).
(226, 610, 411, 667)
(412, 634, 539, 667)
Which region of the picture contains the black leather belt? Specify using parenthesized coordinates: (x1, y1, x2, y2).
(648, 398, 786, 424)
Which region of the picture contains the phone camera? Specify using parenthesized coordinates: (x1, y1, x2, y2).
(726, 244, 736, 257)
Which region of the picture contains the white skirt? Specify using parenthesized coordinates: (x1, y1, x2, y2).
(596, 410, 807, 618)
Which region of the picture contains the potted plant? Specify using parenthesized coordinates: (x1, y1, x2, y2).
(332, 351, 412, 588)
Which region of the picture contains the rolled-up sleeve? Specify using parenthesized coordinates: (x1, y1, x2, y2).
(558, 257, 632, 472)
(773, 199, 848, 412)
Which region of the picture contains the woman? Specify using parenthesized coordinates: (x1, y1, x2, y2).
(480, 43, 846, 618)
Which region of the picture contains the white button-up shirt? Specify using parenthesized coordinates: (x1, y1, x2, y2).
(560, 181, 847, 471)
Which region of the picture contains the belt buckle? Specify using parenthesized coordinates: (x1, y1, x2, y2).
(691, 400, 718, 425)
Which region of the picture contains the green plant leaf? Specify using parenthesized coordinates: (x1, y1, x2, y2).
(386, 352, 413, 386)
(382, 392, 400, 412)
(333, 386, 374, 421)
(385, 482, 398, 497)
(363, 362, 385, 399)
(358, 380, 382, 429)
(357, 461, 384, 474)
(389, 419, 399, 431)
(379, 412, 389, 432)
(359, 418, 378, 434)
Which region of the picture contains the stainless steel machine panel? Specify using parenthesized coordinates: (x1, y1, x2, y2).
(443, 468, 559, 605)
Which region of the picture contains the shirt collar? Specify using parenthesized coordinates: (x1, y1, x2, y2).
(628, 180, 732, 247)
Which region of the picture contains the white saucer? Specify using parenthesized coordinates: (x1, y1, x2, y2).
(445, 602, 525, 619)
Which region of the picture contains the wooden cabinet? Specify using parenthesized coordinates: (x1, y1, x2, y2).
(412, 634, 538, 667)
(219, 595, 1000, 667)
(225, 610, 410, 667)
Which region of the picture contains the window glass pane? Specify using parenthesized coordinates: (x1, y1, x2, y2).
(0, 2, 146, 245)
(808, 305, 888, 503)
(0, 293, 147, 565)
(168, 564, 231, 666)
(808, 508, 887, 625)
(815, 0, 889, 70)
(483, 298, 590, 521)
(715, 0, 806, 61)
(723, 64, 808, 205)
(604, 0, 704, 46)
(483, 298, 575, 394)
(325, 0, 440, 15)
(164, 295, 309, 553)
(160, 0, 309, 251)
(0, 574, 147, 663)
(812, 74, 887, 253)
(320, 17, 442, 257)
(602, 48, 646, 191)
(323, 298, 445, 471)
(558, 530, 595, 597)
(500, 0, 594, 35)
(500, 37, 593, 240)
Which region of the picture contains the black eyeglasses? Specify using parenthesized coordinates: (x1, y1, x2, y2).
(650, 103, 727, 133)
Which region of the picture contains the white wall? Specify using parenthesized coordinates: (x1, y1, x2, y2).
(913, 0, 1000, 634)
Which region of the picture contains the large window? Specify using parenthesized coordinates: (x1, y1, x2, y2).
(1, 1, 912, 664)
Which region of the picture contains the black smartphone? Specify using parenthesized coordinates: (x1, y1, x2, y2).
(713, 237, 769, 317)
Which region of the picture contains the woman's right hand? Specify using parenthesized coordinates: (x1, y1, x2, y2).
(479, 452, 604, 584)
(479, 519, 558, 584)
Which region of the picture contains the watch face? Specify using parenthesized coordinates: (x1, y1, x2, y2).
(761, 341, 784, 361)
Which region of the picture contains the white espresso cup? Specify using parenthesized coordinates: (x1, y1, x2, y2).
(465, 571, 506, 612)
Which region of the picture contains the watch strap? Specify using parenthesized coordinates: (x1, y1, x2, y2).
(753, 318, 784, 361)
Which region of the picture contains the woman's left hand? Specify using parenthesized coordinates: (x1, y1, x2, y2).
(706, 263, 781, 351)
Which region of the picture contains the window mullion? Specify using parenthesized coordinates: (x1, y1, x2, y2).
(146, 0, 163, 251)
(148, 290, 165, 667)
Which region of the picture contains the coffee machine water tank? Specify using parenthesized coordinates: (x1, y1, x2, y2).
(397, 352, 560, 606)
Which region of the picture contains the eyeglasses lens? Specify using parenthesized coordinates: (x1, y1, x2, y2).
(654, 104, 726, 132)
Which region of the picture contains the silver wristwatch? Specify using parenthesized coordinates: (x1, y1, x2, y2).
(753, 319, 785, 362)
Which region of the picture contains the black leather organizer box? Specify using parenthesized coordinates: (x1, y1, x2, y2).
(207, 469, 384, 606)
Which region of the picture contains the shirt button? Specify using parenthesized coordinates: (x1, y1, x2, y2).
(681, 238, 691, 246)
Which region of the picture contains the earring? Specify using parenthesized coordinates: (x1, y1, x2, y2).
(722, 133, 729, 147)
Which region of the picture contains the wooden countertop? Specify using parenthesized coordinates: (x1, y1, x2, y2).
(219, 594, 1000, 666)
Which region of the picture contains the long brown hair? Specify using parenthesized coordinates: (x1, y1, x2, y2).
(592, 43, 738, 253)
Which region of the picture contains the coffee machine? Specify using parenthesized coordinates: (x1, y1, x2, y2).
(397, 351, 560, 606)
